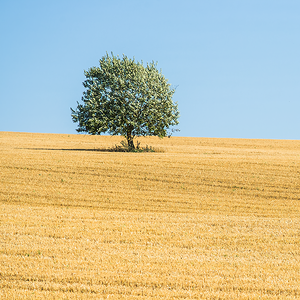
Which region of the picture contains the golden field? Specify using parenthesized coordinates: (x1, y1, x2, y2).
(0, 131, 299, 299)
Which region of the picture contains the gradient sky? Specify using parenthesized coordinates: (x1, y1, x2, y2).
(1, 0, 299, 139)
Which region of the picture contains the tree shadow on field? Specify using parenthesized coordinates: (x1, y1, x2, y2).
(20, 146, 162, 153)
(20, 147, 125, 152)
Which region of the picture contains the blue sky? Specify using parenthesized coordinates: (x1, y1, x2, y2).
(1, 0, 299, 139)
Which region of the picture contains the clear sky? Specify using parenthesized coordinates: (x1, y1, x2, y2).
(1, 0, 299, 139)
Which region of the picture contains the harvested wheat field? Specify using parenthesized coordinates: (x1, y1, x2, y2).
(0, 131, 299, 299)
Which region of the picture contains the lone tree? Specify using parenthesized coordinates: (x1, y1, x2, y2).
(71, 53, 179, 150)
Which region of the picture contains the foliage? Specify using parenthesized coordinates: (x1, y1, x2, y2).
(71, 53, 179, 150)
(110, 140, 163, 153)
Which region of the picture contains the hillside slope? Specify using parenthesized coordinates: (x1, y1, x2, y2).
(1, 132, 299, 299)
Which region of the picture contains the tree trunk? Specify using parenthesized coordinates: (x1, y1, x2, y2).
(126, 126, 135, 150)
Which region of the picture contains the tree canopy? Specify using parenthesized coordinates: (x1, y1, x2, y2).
(71, 53, 179, 150)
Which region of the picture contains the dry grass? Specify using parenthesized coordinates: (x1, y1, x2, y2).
(0, 132, 299, 299)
